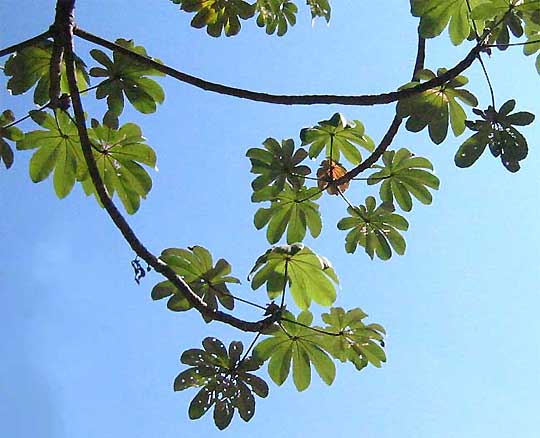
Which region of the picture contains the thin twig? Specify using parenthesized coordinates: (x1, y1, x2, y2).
(465, 0, 480, 40)
(228, 293, 268, 311)
(1, 84, 102, 130)
(296, 187, 325, 203)
(281, 317, 341, 337)
(239, 332, 262, 364)
(0, 29, 52, 57)
(294, 173, 390, 182)
(477, 53, 496, 107)
(280, 260, 288, 309)
(487, 40, 540, 48)
(2, 103, 50, 129)
(74, 27, 483, 107)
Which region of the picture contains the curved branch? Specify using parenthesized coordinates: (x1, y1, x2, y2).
(74, 27, 482, 107)
(335, 34, 426, 184)
(0, 29, 52, 58)
(61, 4, 279, 333)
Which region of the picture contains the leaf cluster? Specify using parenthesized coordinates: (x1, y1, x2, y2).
(300, 112, 374, 165)
(368, 148, 440, 212)
(398, 69, 478, 144)
(82, 120, 157, 213)
(4, 40, 89, 105)
(171, 0, 332, 36)
(253, 307, 386, 390)
(171, 0, 256, 36)
(249, 243, 338, 309)
(152, 246, 240, 316)
(337, 196, 409, 260)
(175, 337, 269, 429)
(455, 100, 535, 172)
(89, 39, 165, 125)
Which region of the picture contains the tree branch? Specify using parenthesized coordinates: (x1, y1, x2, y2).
(0, 30, 52, 57)
(335, 34, 426, 184)
(60, 1, 279, 333)
(74, 27, 481, 107)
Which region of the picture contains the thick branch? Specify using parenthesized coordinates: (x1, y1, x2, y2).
(60, 2, 278, 333)
(335, 34, 426, 185)
(0, 30, 52, 58)
(74, 27, 482, 107)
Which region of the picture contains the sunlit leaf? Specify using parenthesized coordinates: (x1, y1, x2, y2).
(337, 196, 409, 260)
(3, 40, 89, 105)
(300, 113, 374, 165)
(397, 68, 478, 144)
(152, 246, 240, 316)
(368, 148, 440, 211)
(249, 244, 338, 309)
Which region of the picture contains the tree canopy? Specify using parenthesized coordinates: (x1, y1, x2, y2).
(1, 0, 539, 433)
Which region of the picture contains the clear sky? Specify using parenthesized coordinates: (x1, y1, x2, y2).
(1, 1, 539, 437)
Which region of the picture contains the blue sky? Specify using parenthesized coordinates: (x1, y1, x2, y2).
(1, 1, 540, 437)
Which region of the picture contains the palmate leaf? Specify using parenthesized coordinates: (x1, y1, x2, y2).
(16, 110, 86, 199)
(255, 0, 298, 36)
(300, 113, 374, 166)
(307, 0, 331, 22)
(368, 148, 440, 212)
(455, 100, 535, 172)
(89, 39, 165, 121)
(410, 0, 483, 45)
(253, 185, 322, 244)
(152, 246, 240, 316)
(249, 243, 338, 309)
(337, 196, 409, 260)
(171, 0, 256, 37)
(397, 69, 478, 145)
(175, 337, 269, 430)
(81, 121, 157, 214)
(0, 110, 23, 170)
(254, 310, 336, 391)
(472, 0, 525, 50)
(246, 137, 310, 193)
(318, 307, 387, 370)
(3, 40, 89, 105)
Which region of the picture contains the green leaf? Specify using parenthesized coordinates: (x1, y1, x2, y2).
(254, 310, 336, 390)
(249, 244, 338, 309)
(89, 39, 165, 119)
(176, 338, 268, 430)
(16, 110, 84, 198)
(255, 0, 298, 36)
(306, 0, 331, 22)
(81, 121, 157, 214)
(455, 101, 535, 172)
(247, 137, 310, 193)
(171, 0, 256, 37)
(253, 185, 322, 244)
(153, 245, 240, 314)
(4, 40, 89, 105)
(0, 110, 23, 170)
(411, 0, 483, 45)
(337, 196, 409, 260)
(398, 69, 477, 144)
(300, 113, 374, 165)
(368, 148, 440, 212)
(319, 307, 387, 370)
